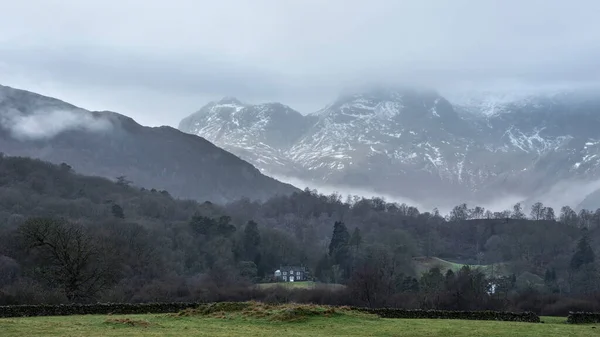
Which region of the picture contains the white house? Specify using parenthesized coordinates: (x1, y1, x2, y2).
(274, 266, 308, 282)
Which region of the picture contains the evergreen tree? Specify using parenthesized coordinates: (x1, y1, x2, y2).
(570, 229, 595, 270)
(544, 268, 553, 283)
(328, 221, 351, 272)
(189, 215, 215, 236)
(115, 175, 132, 187)
(444, 269, 455, 290)
(111, 204, 125, 219)
(217, 216, 236, 237)
(420, 267, 444, 292)
(315, 254, 332, 282)
(510, 273, 517, 288)
(243, 220, 261, 263)
(544, 268, 558, 292)
(349, 227, 362, 251)
(329, 221, 350, 256)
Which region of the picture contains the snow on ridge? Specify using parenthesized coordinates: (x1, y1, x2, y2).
(500, 127, 571, 154)
(178, 87, 600, 209)
(214, 103, 244, 112)
(447, 89, 569, 117)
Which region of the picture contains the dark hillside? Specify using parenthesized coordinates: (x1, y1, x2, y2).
(0, 84, 297, 203)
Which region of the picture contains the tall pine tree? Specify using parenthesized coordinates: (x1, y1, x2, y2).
(328, 221, 350, 268)
(349, 227, 362, 251)
(243, 220, 261, 263)
(570, 228, 595, 270)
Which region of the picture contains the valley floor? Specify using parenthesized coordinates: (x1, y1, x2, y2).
(0, 314, 595, 337)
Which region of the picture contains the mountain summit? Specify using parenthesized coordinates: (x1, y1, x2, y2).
(180, 87, 600, 209)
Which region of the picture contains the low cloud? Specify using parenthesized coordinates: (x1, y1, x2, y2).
(270, 171, 600, 216)
(268, 173, 429, 211)
(1, 108, 112, 140)
(4, 0, 600, 126)
(529, 178, 600, 211)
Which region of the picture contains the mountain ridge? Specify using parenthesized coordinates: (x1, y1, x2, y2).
(179, 88, 600, 210)
(0, 85, 298, 203)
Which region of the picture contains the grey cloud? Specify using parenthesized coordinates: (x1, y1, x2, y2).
(2, 0, 600, 126)
(0, 108, 112, 140)
(0, 46, 287, 97)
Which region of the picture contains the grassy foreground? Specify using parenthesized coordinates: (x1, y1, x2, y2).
(0, 303, 596, 337)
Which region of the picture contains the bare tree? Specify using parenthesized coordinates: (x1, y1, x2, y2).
(511, 203, 526, 219)
(530, 202, 544, 220)
(18, 218, 118, 301)
(347, 247, 405, 308)
(449, 203, 469, 221)
(542, 207, 556, 221)
(560, 206, 578, 227)
(471, 206, 485, 220)
(578, 209, 593, 229)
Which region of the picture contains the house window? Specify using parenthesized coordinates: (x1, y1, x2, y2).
(282, 276, 287, 282)
(296, 272, 300, 276)
(283, 272, 287, 275)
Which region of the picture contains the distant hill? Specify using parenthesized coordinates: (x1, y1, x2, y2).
(0, 85, 298, 203)
(0, 155, 227, 225)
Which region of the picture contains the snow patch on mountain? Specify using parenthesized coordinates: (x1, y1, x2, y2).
(179, 88, 600, 210)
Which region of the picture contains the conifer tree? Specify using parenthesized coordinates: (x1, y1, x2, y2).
(571, 229, 595, 270)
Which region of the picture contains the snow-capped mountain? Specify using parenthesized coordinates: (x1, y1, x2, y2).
(178, 97, 313, 176)
(179, 87, 600, 210)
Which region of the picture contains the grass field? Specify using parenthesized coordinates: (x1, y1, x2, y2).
(0, 303, 597, 337)
(413, 256, 510, 277)
(255, 281, 345, 290)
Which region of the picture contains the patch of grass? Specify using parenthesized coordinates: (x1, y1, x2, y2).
(413, 256, 510, 277)
(244, 303, 342, 322)
(2, 309, 598, 336)
(104, 317, 154, 328)
(174, 301, 374, 323)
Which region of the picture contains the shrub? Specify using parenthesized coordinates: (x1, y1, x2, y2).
(0, 302, 199, 318)
(353, 307, 540, 323)
(567, 312, 600, 324)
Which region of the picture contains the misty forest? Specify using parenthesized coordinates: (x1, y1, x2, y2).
(1, 154, 600, 316)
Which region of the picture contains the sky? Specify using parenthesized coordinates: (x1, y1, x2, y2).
(2, 0, 600, 127)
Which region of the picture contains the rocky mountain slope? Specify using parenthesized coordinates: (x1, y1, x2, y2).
(0, 85, 298, 203)
(179, 87, 600, 210)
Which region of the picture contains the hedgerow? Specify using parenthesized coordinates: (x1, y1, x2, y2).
(567, 312, 600, 324)
(0, 302, 199, 318)
(353, 307, 540, 323)
(0, 301, 539, 323)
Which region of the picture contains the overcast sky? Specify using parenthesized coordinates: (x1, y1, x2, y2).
(2, 0, 600, 127)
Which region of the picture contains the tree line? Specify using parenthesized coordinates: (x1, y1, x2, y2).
(0, 155, 600, 315)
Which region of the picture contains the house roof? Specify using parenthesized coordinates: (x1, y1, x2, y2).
(279, 266, 306, 272)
